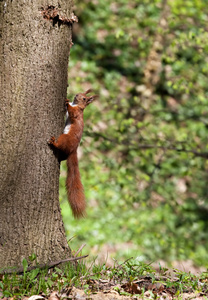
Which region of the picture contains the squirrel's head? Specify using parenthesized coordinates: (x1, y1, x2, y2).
(73, 89, 98, 109)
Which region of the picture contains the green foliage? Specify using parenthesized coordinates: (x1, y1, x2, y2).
(0, 256, 87, 298)
(61, 0, 208, 267)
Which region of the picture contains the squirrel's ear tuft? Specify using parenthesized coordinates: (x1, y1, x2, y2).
(85, 89, 92, 95)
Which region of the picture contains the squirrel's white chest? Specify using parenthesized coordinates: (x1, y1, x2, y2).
(63, 102, 77, 134)
(63, 111, 71, 134)
(63, 123, 71, 134)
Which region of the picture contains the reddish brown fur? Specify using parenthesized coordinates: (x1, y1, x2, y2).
(48, 90, 97, 218)
(66, 151, 85, 218)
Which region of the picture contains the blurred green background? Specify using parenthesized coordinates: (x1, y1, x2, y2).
(60, 0, 208, 267)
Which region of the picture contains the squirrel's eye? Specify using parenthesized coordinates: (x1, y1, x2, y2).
(83, 97, 86, 100)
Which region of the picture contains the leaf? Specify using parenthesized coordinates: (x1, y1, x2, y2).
(22, 258, 28, 273)
(48, 291, 59, 300)
(28, 268, 40, 280)
(29, 253, 37, 262)
(28, 296, 44, 300)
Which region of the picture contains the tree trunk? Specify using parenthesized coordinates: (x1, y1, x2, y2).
(0, 0, 74, 269)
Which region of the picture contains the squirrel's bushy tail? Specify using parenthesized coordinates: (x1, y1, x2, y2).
(66, 151, 86, 218)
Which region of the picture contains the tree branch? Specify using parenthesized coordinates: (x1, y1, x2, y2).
(0, 255, 88, 275)
(136, 144, 208, 158)
(89, 132, 208, 159)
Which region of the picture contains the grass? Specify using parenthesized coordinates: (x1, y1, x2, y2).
(1, 251, 208, 299)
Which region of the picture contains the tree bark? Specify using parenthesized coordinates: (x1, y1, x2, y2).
(0, 0, 74, 269)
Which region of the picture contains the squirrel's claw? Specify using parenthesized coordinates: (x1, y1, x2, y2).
(65, 99, 70, 106)
(48, 136, 55, 145)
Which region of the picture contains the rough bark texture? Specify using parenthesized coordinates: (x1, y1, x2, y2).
(0, 0, 73, 269)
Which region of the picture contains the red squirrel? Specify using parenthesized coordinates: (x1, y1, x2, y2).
(48, 89, 97, 218)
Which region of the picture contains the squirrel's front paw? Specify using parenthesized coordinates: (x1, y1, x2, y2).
(48, 136, 55, 145)
(65, 99, 70, 106)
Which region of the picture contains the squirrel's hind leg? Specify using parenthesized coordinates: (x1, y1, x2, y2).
(48, 136, 61, 150)
(48, 135, 68, 161)
(48, 136, 56, 144)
